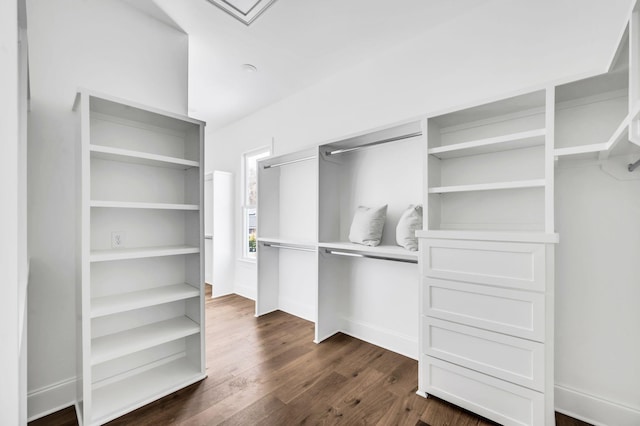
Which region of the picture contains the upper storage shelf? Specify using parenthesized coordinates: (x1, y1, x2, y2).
(428, 90, 546, 149)
(75, 90, 203, 163)
(318, 120, 424, 252)
(90, 145, 200, 170)
(426, 89, 552, 233)
(427, 128, 545, 159)
(553, 28, 640, 160)
(257, 147, 318, 245)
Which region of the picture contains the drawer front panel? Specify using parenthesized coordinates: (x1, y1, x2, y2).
(423, 278, 545, 341)
(423, 239, 545, 292)
(421, 355, 544, 426)
(423, 317, 544, 391)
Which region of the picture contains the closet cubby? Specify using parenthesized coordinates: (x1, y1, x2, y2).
(318, 121, 424, 255)
(554, 35, 640, 161)
(315, 121, 424, 356)
(256, 148, 318, 321)
(426, 90, 551, 232)
(75, 90, 205, 426)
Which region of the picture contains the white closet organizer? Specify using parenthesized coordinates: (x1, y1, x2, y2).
(256, 148, 318, 322)
(418, 90, 558, 426)
(74, 90, 205, 426)
(316, 121, 424, 357)
(554, 26, 640, 163)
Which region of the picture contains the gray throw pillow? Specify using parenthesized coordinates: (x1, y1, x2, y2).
(396, 205, 422, 251)
(348, 205, 388, 247)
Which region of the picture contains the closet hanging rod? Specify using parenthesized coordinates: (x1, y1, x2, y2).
(325, 131, 423, 156)
(263, 155, 316, 169)
(324, 249, 418, 264)
(628, 158, 640, 172)
(263, 243, 316, 253)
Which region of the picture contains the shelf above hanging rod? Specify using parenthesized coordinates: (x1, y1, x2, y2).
(263, 155, 316, 169)
(262, 243, 316, 252)
(325, 131, 422, 156)
(324, 249, 418, 264)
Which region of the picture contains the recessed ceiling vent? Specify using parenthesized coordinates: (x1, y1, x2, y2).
(206, 0, 278, 25)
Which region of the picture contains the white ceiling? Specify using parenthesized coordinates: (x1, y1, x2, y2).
(124, 0, 484, 129)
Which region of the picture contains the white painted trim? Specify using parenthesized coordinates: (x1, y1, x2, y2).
(278, 297, 315, 323)
(341, 317, 418, 360)
(555, 384, 640, 426)
(27, 377, 76, 422)
(234, 282, 256, 300)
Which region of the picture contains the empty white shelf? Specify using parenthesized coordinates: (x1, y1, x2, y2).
(429, 179, 546, 194)
(428, 129, 546, 159)
(90, 144, 199, 169)
(554, 143, 608, 158)
(90, 245, 199, 262)
(90, 200, 199, 210)
(92, 316, 200, 365)
(91, 357, 204, 424)
(416, 229, 559, 244)
(91, 283, 200, 318)
(319, 241, 419, 262)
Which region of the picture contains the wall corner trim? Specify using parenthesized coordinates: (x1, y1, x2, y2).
(555, 384, 640, 426)
(27, 376, 76, 422)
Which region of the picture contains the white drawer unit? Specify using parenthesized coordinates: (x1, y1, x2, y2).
(423, 317, 545, 391)
(420, 355, 545, 426)
(417, 232, 556, 426)
(423, 277, 545, 341)
(422, 238, 547, 292)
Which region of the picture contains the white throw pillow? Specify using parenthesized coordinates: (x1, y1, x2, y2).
(396, 205, 422, 251)
(348, 205, 388, 247)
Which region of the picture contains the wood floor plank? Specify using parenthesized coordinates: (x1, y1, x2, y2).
(31, 291, 594, 426)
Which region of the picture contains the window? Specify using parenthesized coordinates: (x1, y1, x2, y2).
(242, 147, 270, 259)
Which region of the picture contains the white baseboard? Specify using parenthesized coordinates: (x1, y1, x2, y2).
(278, 297, 315, 323)
(233, 282, 256, 300)
(27, 376, 76, 422)
(555, 384, 640, 426)
(341, 317, 418, 360)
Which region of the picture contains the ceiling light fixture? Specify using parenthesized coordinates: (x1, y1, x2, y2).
(206, 0, 278, 25)
(242, 63, 258, 73)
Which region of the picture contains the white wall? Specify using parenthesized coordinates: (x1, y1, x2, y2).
(26, 0, 188, 419)
(204, 0, 638, 423)
(0, 1, 21, 424)
(555, 158, 640, 425)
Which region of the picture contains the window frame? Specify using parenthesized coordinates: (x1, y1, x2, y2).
(240, 145, 271, 261)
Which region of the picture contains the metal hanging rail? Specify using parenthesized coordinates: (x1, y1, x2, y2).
(263, 155, 316, 169)
(628, 158, 640, 172)
(262, 242, 316, 253)
(324, 249, 418, 264)
(325, 132, 423, 156)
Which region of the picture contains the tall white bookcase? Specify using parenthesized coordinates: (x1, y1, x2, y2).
(74, 90, 206, 425)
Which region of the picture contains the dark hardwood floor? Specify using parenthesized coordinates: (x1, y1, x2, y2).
(31, 287, 592, 426)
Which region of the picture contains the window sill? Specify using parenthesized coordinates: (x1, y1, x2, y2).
(237, 257, 257, 264)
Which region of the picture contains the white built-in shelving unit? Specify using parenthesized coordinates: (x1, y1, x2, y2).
(316, 122, 423, 355)
(425, 89, 552, 232)
(554, 26, 640, 163)
(256, 148, 318, 322)
(74, 90, 205, 425)
(256, 122, 424, 358)
(418, 88, 558, 426)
